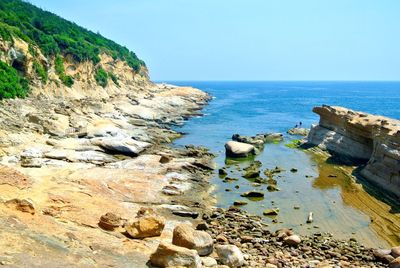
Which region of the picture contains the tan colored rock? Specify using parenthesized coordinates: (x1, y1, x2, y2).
(392, 246, 400, 258)
(215, 245, 244, 268)
(98, 212, 123, 230)
(172, 224, 214, 256)
(225, 141, 256, 158)
(125, 215, 165, 239)
(149, 242, 201, 268)
(390, 257, 400, 268)
(5, 198, 35, 214)
(284, 234, 301, 246)
(308, 105, 400, 197)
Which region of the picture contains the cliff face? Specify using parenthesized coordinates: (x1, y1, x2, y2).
(307, 105, 400, 197)
(0, 36, 151, 99)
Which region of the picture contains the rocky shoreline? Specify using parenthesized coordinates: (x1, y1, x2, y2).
(1, 83, 399, 267)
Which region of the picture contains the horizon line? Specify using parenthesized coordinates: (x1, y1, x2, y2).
(154, 79, 400, 83)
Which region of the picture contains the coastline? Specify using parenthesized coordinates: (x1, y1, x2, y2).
(0, 82, 397, 267)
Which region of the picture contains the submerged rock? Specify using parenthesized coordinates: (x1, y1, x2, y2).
(225, 141, 256, 158)
(287, 127, 309, 136)
(263, 208, 279, 216)
(240, 191, 264, 198)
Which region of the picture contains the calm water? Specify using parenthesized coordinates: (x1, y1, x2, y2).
(167, 81, 400, 247)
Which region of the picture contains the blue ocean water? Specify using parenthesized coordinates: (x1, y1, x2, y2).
(166, 81, 400, 247)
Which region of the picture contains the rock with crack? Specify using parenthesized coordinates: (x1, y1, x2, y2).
(125, 215, 165, 239)
(98, 212, 124, 231)
(91, 137, 151, 156)
(172, 224, 214, 256)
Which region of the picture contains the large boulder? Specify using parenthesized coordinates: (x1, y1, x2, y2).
(225, 141, 256, 158)
(150, 242, 202, 268)
(125, 216, 165, 238)
(215, 245, 244, 267)
(172, 224, 214, 256)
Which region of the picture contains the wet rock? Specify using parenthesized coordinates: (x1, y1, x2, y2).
(233, 200, 248, 206)
(307, 212, 313, 223)
(287, 128, 309, 136)
(196, 222, 209, 231)
(125, 216, 165, 238)
(98, 212, 123, 231)
(4, 198, 35, 214)
(172, 224, 214, 256)
(172, 210, 199, 219)
(219, 168, 228, 176)
(290, 168, 298, 173)
(267, 185, 279, 192)
(201, 256, 218, 267)
(240, 191, 264, 198)
(263, 208, 279, 216)
(215, 244, 244, 267)
(225, 141, 256, 158)
(284, 234, 301, 246)
(149, 242, 201, 268)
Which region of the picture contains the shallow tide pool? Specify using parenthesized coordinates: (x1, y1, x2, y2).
(168, 81, 400, 247)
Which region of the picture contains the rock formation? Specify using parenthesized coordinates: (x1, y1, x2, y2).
(307, 105, 400, 197)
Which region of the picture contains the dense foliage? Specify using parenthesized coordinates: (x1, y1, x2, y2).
(0, 61, 29, 99)
(0, 0, 145, 71)
(55, 55, 73, 87)
(95, 67, 108, 88)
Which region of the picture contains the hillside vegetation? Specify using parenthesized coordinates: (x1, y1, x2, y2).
(0, 0, 145, 98)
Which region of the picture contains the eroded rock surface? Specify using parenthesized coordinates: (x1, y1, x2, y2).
(307, 105, 400, 197)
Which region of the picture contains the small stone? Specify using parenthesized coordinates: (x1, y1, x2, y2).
(201, 256, 218, 267)
(373, 249, 393, 263)
(219, 168, 228, 176)
(233, 200, 248, 206)
(283, 234, 301, 246)
(98, 212, 123, 230)
(263, 208, 279, 216)
(215, 245, 244, 267)
(290, 168, 298, 173)
(196, 222, 209, 231)
(216, 235, 229, 243)
(240, 236, 254, 243)
(159, 155, 171, 164)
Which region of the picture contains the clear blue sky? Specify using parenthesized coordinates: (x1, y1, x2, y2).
(29, 0, 400, 81)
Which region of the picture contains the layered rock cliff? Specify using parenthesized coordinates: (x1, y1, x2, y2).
(307, 105, 400, 197)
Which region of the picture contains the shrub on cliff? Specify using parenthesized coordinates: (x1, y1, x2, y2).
(95, 67, 108, 88)
(55, 55, 74, 87)
(0, 61, 29, 99)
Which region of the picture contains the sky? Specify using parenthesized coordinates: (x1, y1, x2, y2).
(28, 0, 400, 81)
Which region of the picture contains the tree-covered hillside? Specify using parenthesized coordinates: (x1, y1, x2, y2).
(0, 0, 145, 70)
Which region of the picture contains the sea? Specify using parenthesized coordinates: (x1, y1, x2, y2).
(164, 81, 400, 247)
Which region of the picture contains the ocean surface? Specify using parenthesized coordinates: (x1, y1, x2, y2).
(166, 81, 400, 247)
